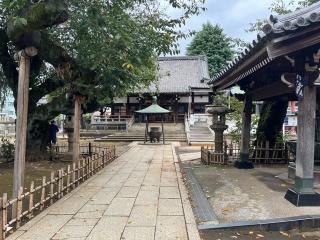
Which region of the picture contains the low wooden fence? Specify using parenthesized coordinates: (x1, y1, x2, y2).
(49, 143, 116, 161)
(250, 141, 288, 164)
(0, 145, 116, 239)
(201, 140, 290, 165)
(201, 147, 227, 165)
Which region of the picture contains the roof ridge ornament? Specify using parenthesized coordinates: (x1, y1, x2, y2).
(152, 96, 157, 104)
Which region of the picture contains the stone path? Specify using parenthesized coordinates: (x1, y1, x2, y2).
(8, 143, 200, 240)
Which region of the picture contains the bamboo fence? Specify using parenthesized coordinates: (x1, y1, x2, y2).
(0, 144, 116, 239)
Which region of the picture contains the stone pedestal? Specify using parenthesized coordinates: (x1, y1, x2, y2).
(206, 104, 231, 154)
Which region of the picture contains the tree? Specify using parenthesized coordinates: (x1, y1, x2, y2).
(0, 0, 206, 158)
(186, 23, 234, 78)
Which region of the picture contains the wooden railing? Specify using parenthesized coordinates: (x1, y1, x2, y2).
(90, 115, 134, 131)
(0, 145, 116, 240)
(201, 140, 289, 165)
(250, 141, 288, 164)
(201, 147, 227, 165)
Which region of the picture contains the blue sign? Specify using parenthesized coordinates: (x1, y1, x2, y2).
(296, 75, 307, 100)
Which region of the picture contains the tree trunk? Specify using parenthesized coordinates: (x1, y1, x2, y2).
(256, 100, 288, 145)
(27, 118, 50, 161)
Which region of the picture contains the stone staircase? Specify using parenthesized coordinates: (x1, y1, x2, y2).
(95, 123, 187, 142)
(189, 124, 214, 146)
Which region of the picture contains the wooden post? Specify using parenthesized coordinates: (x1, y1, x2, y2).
(58, 170, 62, 198)
(235, 95, 253, 169)
(2, 194, 7, 239)
(16, 188, 23, 228)
(50, 172, 54, 205)
(89, 142, 92, 156)
(72, 163, 76, 189)
(0, 197, 3, 240)
(102, 151, 105, 167)
(265, 141, 270, 163)
(28, 181, 34, 219)
(162, 115, 165, 144)
(40, 177, 46, 211)
(295, 84, 317, 190)
(67, 165, 71, 193)
(13, 47, 38, 199)
(285, 83, 320, 206)
(73, 95, 84, 163)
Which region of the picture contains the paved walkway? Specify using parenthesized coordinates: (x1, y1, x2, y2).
(8, 143, 200, 240)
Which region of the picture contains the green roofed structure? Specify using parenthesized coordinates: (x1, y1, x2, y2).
(136, 96, 171, 144)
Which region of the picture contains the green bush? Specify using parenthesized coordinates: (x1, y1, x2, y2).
(0, 137, 14, 162)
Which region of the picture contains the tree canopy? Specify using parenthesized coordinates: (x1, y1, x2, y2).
(0, 0, 206, 156)
(186, 22, 234, 78)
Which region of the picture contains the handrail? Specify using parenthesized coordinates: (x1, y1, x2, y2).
(126, 115, 135, 131)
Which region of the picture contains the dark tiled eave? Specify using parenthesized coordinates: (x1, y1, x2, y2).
(209, 1, 320, 89)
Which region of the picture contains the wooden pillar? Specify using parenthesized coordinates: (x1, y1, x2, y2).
(296, 84, 316, 191)
(126, 96, 130, 116)
(73, 95, 84, 163)
(13, 47, 38, 198)
(162, 115, 165, 144)
(235, 95, 253, 169)
(285, 83, 320, 206)
(144, 115, 147, 144)
(191, 92, 195, 114)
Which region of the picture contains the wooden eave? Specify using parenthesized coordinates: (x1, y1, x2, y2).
(212, 47, 270, 91)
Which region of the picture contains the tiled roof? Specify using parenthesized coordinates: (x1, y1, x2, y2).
(137, 56, 210, 94)
(209, 1, 320, 87)
(263, 2, 320, 36)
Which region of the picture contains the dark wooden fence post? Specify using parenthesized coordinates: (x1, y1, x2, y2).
(89, 142, 92, 156)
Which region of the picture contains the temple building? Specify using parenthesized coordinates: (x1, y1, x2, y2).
(112, 56, 213, 123)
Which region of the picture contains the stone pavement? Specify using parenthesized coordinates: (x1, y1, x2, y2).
(8, 143, 200, 240)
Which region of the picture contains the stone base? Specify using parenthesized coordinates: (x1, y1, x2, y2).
(234, 160, 254, 169)
(285, 188, 320, 207)
(288, 162, 320, 184)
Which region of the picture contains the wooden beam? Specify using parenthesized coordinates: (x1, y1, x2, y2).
(267, 25, 320, 59)
(248, 81, 294, 101)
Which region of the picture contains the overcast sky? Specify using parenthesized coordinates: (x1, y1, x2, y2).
(174, 0, 276, 54)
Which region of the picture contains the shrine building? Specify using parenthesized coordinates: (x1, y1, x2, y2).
(112, 56, 213, 123)
(209, 2, 320, 206)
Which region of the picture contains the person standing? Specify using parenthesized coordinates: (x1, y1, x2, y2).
(49, 120, 59, 145)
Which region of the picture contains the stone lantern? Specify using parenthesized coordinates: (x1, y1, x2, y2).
(206, 103, 232, 153)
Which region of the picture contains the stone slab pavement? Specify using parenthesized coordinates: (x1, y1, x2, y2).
(8, 142, 201, 240)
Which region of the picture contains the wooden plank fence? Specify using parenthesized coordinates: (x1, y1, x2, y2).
(201, 147, 227, 165)
(201, 140, 289, 165)
(0, 145, 116, 240)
